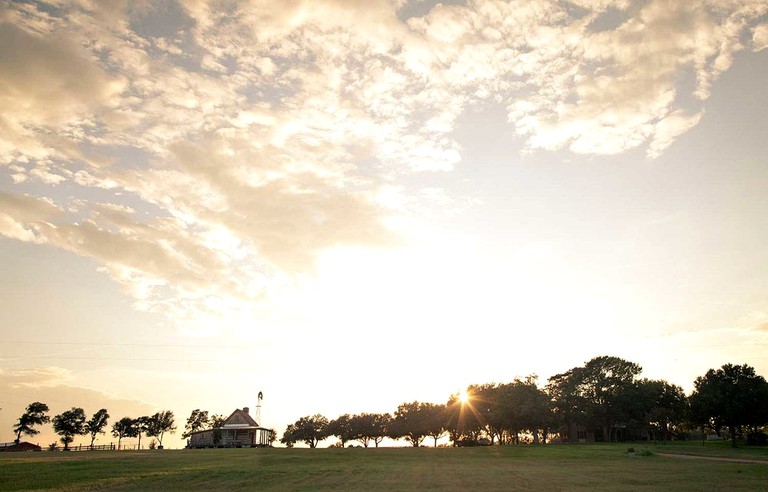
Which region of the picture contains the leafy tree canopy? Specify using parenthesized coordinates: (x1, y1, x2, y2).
(183, 409, 210, 438)
(690, 363, 768, 447)
(280, 414, 329, 448)
(52, 407, 87, 450)
(111, 417, 138, 448)
(146, 410, 176, 447)
(13, 401, 50, 443)
(86, 409, 110, 447)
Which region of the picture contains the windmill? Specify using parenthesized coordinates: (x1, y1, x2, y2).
(255, 391, 263, 425)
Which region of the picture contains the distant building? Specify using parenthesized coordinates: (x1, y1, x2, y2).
(0, 441, 42, 452)
(187, 407, 272, 448)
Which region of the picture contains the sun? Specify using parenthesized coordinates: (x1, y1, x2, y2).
(459, 389, 470, 404)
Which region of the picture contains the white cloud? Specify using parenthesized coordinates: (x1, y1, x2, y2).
(648, 110, 704, 158)
(1, 0, 765, 334)
(754, 24, 768, 51)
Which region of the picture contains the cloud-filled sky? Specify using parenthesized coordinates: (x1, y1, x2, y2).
(1, 0, 768, 448)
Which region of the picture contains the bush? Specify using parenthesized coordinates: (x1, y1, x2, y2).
(747, 433, 767, 446)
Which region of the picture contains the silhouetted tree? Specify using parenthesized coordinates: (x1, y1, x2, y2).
(390, 401, 434, 447)
(423, 403, 447, 447)
(146, 411, 176, 448)
(579, 356, 642, 442)
(547, 368, 587, 443)
(690, 363, 768, 448)
(86, 408, 110, 447)
(134, 416, 150, 449)
(495, 376, 552, 444)
(280, 414, 329, 448)
(445, 388, 485, 445)
(327, 414, 354, 447)
(547, 356, 642, 442)
(349, 412, 391, 447)
(52, 407, 87, 450)
(629, 379, 688, 441)
(183, 409, 210, 439)
(13, 402, 50, 443)
(112, 417, 137, 449)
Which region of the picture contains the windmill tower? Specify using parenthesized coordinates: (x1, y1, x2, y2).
(255, 391, 263, 425)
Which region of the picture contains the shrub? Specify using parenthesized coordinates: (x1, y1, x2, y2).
(747, 433, 767, 446)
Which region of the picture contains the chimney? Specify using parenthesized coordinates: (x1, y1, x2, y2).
(243, 407, 249, 414)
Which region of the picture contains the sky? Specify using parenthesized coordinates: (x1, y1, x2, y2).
(1, 0, 768, 449)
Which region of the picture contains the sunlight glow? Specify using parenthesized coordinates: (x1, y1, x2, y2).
(459, 389, 470, 404)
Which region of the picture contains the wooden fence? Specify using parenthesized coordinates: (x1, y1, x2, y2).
(67, 443, 117, 451)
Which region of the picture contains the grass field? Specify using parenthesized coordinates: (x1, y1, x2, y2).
(1, 442, 766, 491)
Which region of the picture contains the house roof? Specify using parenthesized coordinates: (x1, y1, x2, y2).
(187, 407, 267, 436)
(222, 408, 259, 428)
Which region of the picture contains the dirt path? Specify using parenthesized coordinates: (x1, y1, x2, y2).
(657, 452, 768, 465)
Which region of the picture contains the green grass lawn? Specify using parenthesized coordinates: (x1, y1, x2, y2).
(0, 442, 766, 491)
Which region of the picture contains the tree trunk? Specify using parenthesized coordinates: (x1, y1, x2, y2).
(568, 421, 578, 443)
(730, 425, 738, 448)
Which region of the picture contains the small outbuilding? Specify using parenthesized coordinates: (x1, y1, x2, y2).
(187, 407, 272, 448)
(0, 441, 42, 452)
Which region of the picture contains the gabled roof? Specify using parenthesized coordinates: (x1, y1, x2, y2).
(222, 408, 259, 428)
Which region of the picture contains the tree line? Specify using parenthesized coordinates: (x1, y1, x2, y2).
(11, 405, 278, 450)
(12, 405, 177, 450)
(280, 356, 768, 449)
(11, 356, 768, 450)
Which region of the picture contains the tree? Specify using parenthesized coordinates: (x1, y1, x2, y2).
(134, 416, 150, 449)
(13, 402, 50, 443)
(423, 403, 448, 447)
(210, 414, 226, 428)
(85, 409, 110, 448)
(547, 369, 587, 443)
(350, 412, 391, 448)
(183, 409, 210, 439)
(146, 411, 176, 448)
(111, 417, 137, 449)
(52, 407, 87, 451)
(547, 356, 642, 442)
(280, 414, 329, 448)
(630, 379, 688, 441)
(579, 356, 642, 442)
(266, 428, 277, 446)
(495, 376, 552, 444)
(389, 401, 433, 447)
(690, 363, 768, 448)
(445, 387, 487, 445)
(327, 414, 354, 447)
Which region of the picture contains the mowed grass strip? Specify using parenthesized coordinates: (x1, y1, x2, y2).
(0, 444, 767, 491)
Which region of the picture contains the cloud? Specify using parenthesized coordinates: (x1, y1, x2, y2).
(754, 24, 768, 51)
(647, 110, 704, 158)
(1, 0, 766, 333)
(0, 367, 73, 389)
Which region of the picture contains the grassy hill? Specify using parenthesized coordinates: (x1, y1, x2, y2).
(1, 442, 766, 490)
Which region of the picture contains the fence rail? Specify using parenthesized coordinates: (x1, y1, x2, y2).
(67, 443, 117, 451)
